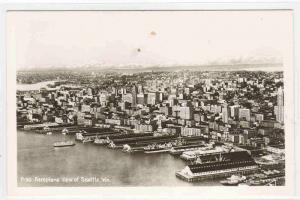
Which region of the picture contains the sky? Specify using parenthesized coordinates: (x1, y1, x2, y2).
(6, 10, 293, 70)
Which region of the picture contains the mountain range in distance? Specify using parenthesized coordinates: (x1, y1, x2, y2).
(17, 63, 283, 73)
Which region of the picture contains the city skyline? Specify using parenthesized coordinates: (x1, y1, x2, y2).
(16, 69, 286, 187)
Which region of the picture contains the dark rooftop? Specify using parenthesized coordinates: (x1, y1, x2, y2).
(188, 151, 257, 173)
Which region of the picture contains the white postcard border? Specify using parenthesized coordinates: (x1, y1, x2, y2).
(0, 1, 299, 200)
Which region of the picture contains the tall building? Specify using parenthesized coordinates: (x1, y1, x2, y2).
(118, 87, 127, 95)
(219, 91, 224, 100)
(184, 87, 190, 95)
(122, 93, 133, 104)
(112, 87, 117, 95)
(275, 87, 284, 123)
(99, 93, 107, 103)
(277, 87, 284, 106)
(222, 106, 229, 123)
(172, 105, 181, 118)
(170, 87, 177, 95)
(194, 112, 201, 122)
(179, 106, 193, 120)
(147, 92, 157, 105)
(87, 88, 93, 96)
(137, 93, 145, 105)
(239, 108, 251, 121)
(255, 113, 264, 122)
(230, 105, 240, 118)
(159, 106, 171, 116)
(132, 85, 138, 107)
(137, 85, 143, 94)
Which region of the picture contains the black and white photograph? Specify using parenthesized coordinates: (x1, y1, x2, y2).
(3, 7, 296, 198)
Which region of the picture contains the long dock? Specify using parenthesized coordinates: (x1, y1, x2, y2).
(169, 144, 206, 156)
(109, 136, 207, 150)
(94, 133, 154, 145)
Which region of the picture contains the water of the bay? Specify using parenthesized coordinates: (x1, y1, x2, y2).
(17, 81, 57, 91)
(17, 130, 221, 186)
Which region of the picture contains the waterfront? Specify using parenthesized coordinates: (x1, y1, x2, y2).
(17, 130, 220, 186)
(16, 70, 285, 187)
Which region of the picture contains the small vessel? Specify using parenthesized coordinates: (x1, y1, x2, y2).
(122, 144, 133, 153)
(248, 180, 265, 186)
(144, 146, 170, 154)
(94, 138, 108, 145)
(46, 132, 52, 135)
(53, 141, 75, 147)
(220, 175, 247, 186)
(82, 137, 94, 144)
(62, 128, 69, 135)
(220, 179, 239, 186)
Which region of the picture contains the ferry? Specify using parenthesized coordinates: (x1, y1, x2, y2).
(53, 141, 75, 147)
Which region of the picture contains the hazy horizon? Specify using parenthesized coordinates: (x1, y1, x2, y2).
(16, 63, 283, 73)
(7, 11, 293, 71)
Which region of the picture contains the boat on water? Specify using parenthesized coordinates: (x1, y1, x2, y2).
(220, 175, 247, 186)
(144, 148, 171, 154)
(248, 180, 265, 186)
(82, 137, 94, 143)
(43, 126, 50, 131)
(94, 137, 109, 145)
(46, 132, 53, 135)
(122, 144, 135, 153)
(121, 144, 145, 153)
(62, 128, 69, 135)
(220, 179, 239, 186)
(53, 141, 75, 147)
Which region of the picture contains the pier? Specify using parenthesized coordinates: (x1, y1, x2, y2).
(176, 151, 259, 182)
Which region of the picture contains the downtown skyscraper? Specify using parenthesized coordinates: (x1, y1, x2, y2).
(132, 85, 138, 107)
(274, 87, 284, 123)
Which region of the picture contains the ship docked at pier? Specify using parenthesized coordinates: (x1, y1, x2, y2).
(220, 175, 247, 186)
(18, 122, 286, 186)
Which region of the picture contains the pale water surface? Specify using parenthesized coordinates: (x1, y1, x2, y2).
(17, 81, 57, 91)
(18, 131, 220, 186)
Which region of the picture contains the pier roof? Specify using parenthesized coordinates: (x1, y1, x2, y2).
(188, 151, 257, 173)
(188, 160, 257, 174)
